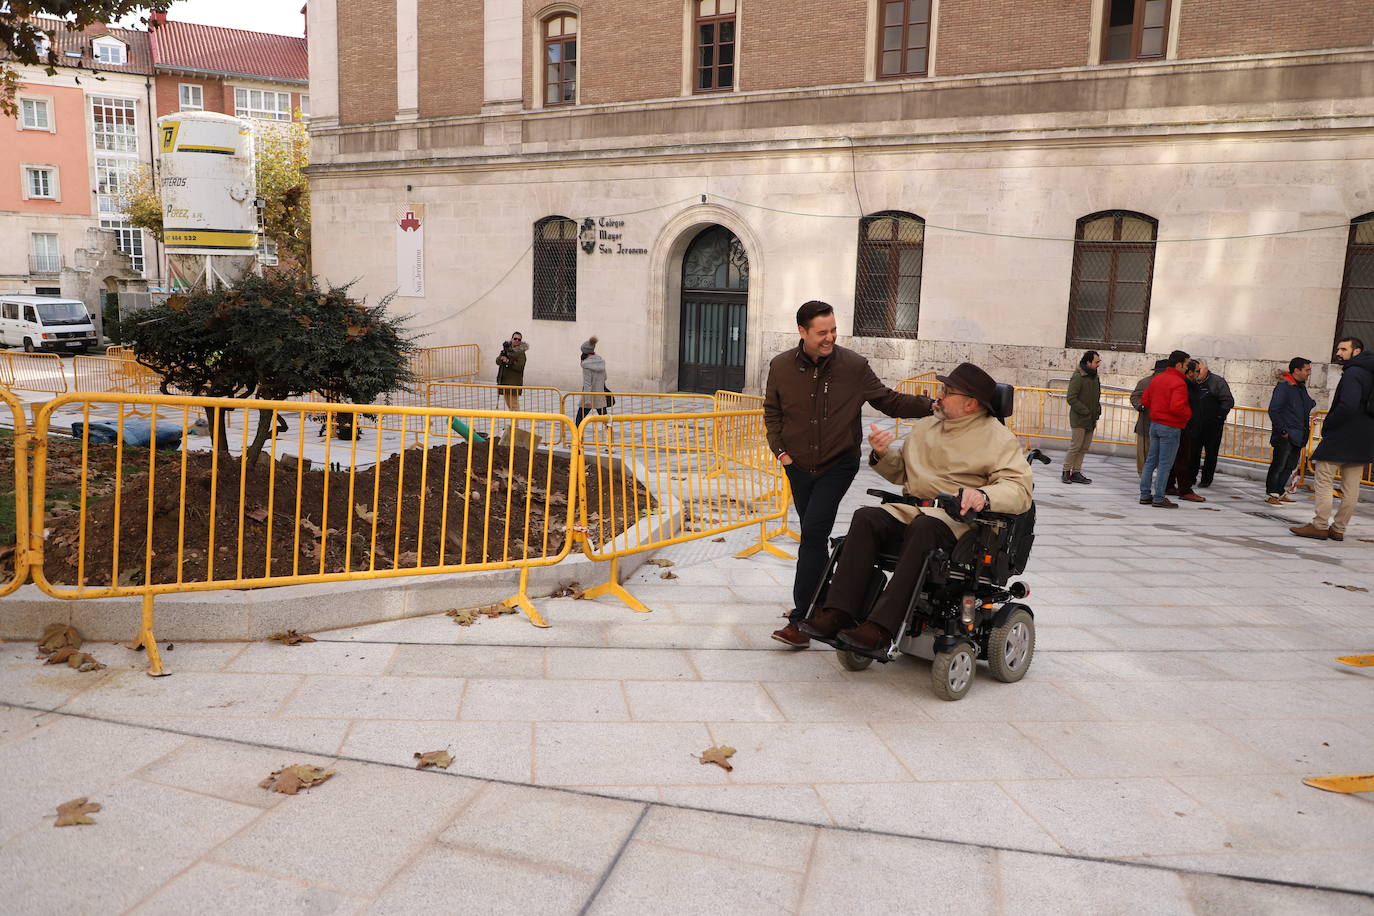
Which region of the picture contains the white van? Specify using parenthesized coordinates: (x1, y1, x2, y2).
(0, 295, 99, 353)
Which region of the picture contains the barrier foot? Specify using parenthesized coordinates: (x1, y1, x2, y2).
(580, 557, 651, 613)
(734, 520, 796, 560)
(135, 594, 169, 677)
(1302, 774, 1374, 794)
(1336, 654, 1374, 667)
(502, 568, 549, 628)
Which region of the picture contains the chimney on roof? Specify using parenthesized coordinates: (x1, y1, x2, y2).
(149, 11, 167, 27)
(301, 4, 308, 38)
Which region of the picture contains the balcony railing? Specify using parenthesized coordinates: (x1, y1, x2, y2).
(29, 254, 63, 274)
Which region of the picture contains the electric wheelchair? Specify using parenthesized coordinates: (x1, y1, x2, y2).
(800, 384, 1049, 701)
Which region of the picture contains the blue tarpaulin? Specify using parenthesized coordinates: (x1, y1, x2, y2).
(71, 419, 182, 449)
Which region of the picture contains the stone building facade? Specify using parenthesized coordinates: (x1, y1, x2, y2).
(306, 0, 1374, 405)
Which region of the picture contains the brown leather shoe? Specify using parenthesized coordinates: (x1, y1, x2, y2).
(1264, 495, 1283, 506)
(1328, 528, 1345, 542)
(770, 623, 810, 648)
(1289, 523, 1329, 540)
(1152, 498, 1179, 508)
(836, 620, 894, 653)
(1179, 493, 1206, 502)
(798, 607, 853, 640)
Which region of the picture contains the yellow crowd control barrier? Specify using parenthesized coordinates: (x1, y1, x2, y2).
(104, 345, 135, 360)
(431, 383, 564, 442)
(29, 393, 578, 674)
(709, 390, 800, 558)
(563, 391, 716, 453)
(1, 387, 30, 598)
(70, 355, 162, 396)
(1, 351, 69, 394)
(894, 372, 942, 438)
(410, 344, 481, 382)
(1302, 411, 1374, 489)
(576, 409, 785, 612)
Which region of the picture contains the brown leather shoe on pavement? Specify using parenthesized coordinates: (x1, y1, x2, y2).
(798, 607, 853, 640)
(770, 623, 810, 648)
(1328, 528, 1345, 542)
(1179, 493, 1206, 502)
(1151, 498, 1179, 508)
(836, 620, 894, 653)
(1289, 523, 1329, 540)
(1264, 495, 1283, 506)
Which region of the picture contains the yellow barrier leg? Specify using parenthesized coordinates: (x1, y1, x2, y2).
(1302, 774, 1374, 794)
(501, 567, 550, 629)
(580, 556, 651, 613)
(1336, 654, 1374, 667)
(136, 594, 169, 677)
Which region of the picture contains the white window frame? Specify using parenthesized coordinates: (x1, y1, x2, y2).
(89, 95, 138, 153)
(31, 233, 61, 273)
(95, 157, 135, 216)
(258, 240, 279, 266)
(233, 87, 292, 121)
(92, 36, 127, 66)
(22, 164, 58, 200)
(18, 95, 54, 131)
(100, 217, 145, 275)
(178, 83, 204, 111)
(298, 94, 309, 117)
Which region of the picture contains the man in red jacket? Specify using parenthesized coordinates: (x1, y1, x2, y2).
(1138, 350, 1192, 508)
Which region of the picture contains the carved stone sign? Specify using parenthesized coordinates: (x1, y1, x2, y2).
(579, 216, 648, 255)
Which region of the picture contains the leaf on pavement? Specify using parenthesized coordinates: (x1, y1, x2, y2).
(549, 582, 584, 598)
(54, 797, 101, 827)
(413, 750, 454, 770)
(268, 630, 316, 645)
(711, 537, 726, 543)
(646, 558, 675, 568)
(1322, 581, 1369, 593)
(696, 745, 736, 771)
(447, 609, 476, 627)
(37, 623, 82, 657)
(354, 503, 377, 524)
(659, 571, 678, 580)
(477, 605, 515, 618)
(259, 764, 335, 795)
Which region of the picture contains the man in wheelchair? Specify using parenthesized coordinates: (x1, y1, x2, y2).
(798, 362, 1034, 667)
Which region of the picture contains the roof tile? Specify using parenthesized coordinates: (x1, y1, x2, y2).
(150, 20, 307, 84)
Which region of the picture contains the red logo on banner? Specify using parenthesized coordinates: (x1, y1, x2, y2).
(399, 211, 421, 232)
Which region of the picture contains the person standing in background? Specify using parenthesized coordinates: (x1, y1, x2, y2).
(1130, 359, 1169, 474)
(1063, 350, 1101, 484)
(575, 336, 608, 426)
(1264, 357, 1315, 506)
(495, 331, 528, 410)
(1187, 359, 1234, 488)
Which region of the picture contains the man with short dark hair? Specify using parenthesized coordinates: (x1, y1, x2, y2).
(799, 362, 1033, 656)
(1139, 350, 1191, 508)
(1186, 359, 1234, 489)
(1264, 357, 1315, 505)
(764, 300, 933, 648)
(1291, 337, 1374, 541)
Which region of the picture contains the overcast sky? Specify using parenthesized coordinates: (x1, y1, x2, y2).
(119, 1, 306, 37)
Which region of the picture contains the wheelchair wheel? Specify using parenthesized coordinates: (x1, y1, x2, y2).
(931, 643, 976, 701)
(987, 608, 1035, 683)
(837, 650, 874, 671)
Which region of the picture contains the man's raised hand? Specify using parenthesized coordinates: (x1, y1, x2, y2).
(868, 423, 895, 457)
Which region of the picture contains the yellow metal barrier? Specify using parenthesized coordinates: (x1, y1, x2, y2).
(2, 351, 69, 394)
(29, 393, 578, 673)
(104, 345, 135, 360)
(409, 344, 481, 382)
(70, 355, 162, 396)
(710, 390, 799, 558)
(576, 409, 785, 612)
(562, 391, 716, 452)
(894, 373, 942, 438)
(1, 388, 29, 597)
(432, 383, 564, 443)
(1304, 411, 1374, 488)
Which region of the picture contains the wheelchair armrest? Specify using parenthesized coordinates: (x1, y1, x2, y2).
(866, 488, 917, 505)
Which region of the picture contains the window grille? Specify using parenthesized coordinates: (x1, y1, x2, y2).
(532, 216, 577, 321)
(1065, 210, 1157, 352)
(854, 211, 923, 338)
(1336, 214, 1374, 349)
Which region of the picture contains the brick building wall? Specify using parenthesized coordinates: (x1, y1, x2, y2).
(419, 0, 484, 117)
(523, 0, 684, 107)
(1178, 0, 1374, 58)
(744, 0, 867, 91)
(935, 0, 1087, 77)
(338, 0, 397, 123)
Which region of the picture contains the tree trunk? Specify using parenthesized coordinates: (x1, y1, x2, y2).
(244, 408, 276, 468)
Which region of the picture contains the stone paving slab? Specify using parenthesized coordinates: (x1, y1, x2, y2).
(2, 453, 1374, 912)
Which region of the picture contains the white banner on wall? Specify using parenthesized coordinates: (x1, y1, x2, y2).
(395, 205, 425, 297)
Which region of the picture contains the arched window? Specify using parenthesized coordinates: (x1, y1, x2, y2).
(694, 0, 736, 92)
(854, 211, 923, 338)
(543, 14, 578, 106)
(1066, 210, 1157, 352)
(532, 216, 578, 321)
(1336, 213, 1374, 348)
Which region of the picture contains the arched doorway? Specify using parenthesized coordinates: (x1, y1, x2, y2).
(677, 225, 748, 392)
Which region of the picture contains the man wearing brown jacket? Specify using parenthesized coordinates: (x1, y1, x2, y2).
(764, 300, 933, 648)
(1130, 359, 1169, 474)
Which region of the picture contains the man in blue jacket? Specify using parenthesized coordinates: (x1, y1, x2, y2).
(1264, 357, 1315, 505)
(1291, 338, 1374, 541)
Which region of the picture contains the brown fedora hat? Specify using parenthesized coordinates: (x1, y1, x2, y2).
(936, 362, 998, 410)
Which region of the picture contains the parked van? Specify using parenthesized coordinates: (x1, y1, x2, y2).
(0, 295, 98, 353)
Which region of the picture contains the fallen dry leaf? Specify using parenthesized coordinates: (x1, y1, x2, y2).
(1322, 582, 1369, 593)
(245, 505, 269, 524)
(413, 750, 454, 770)
(301, 518, 323, 537)
(38, 623, 81, 657)
(447, 609, 476, 627)
(477, 605, 515, 619)
(659, 571, 678, 580)
(696, 745, 736, 771)
(267, 630, 317, 645)
(711, 537, 726, 543)
(1197, 507, 1221, 512)
(259, 764, 335, 795)
(54, 797, 101, 827)
(354, 503, 377, 524)
(397, 551, 419, 566)
(646, 558, 675, 568)
(549, 583, 584, 599)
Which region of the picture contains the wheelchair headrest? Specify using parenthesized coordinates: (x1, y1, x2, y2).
(991, 383, 1015, 421)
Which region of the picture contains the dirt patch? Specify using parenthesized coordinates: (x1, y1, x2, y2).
(36, 438, 652, 589)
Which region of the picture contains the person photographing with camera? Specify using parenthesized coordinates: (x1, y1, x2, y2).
(495, 331, 528, 410)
